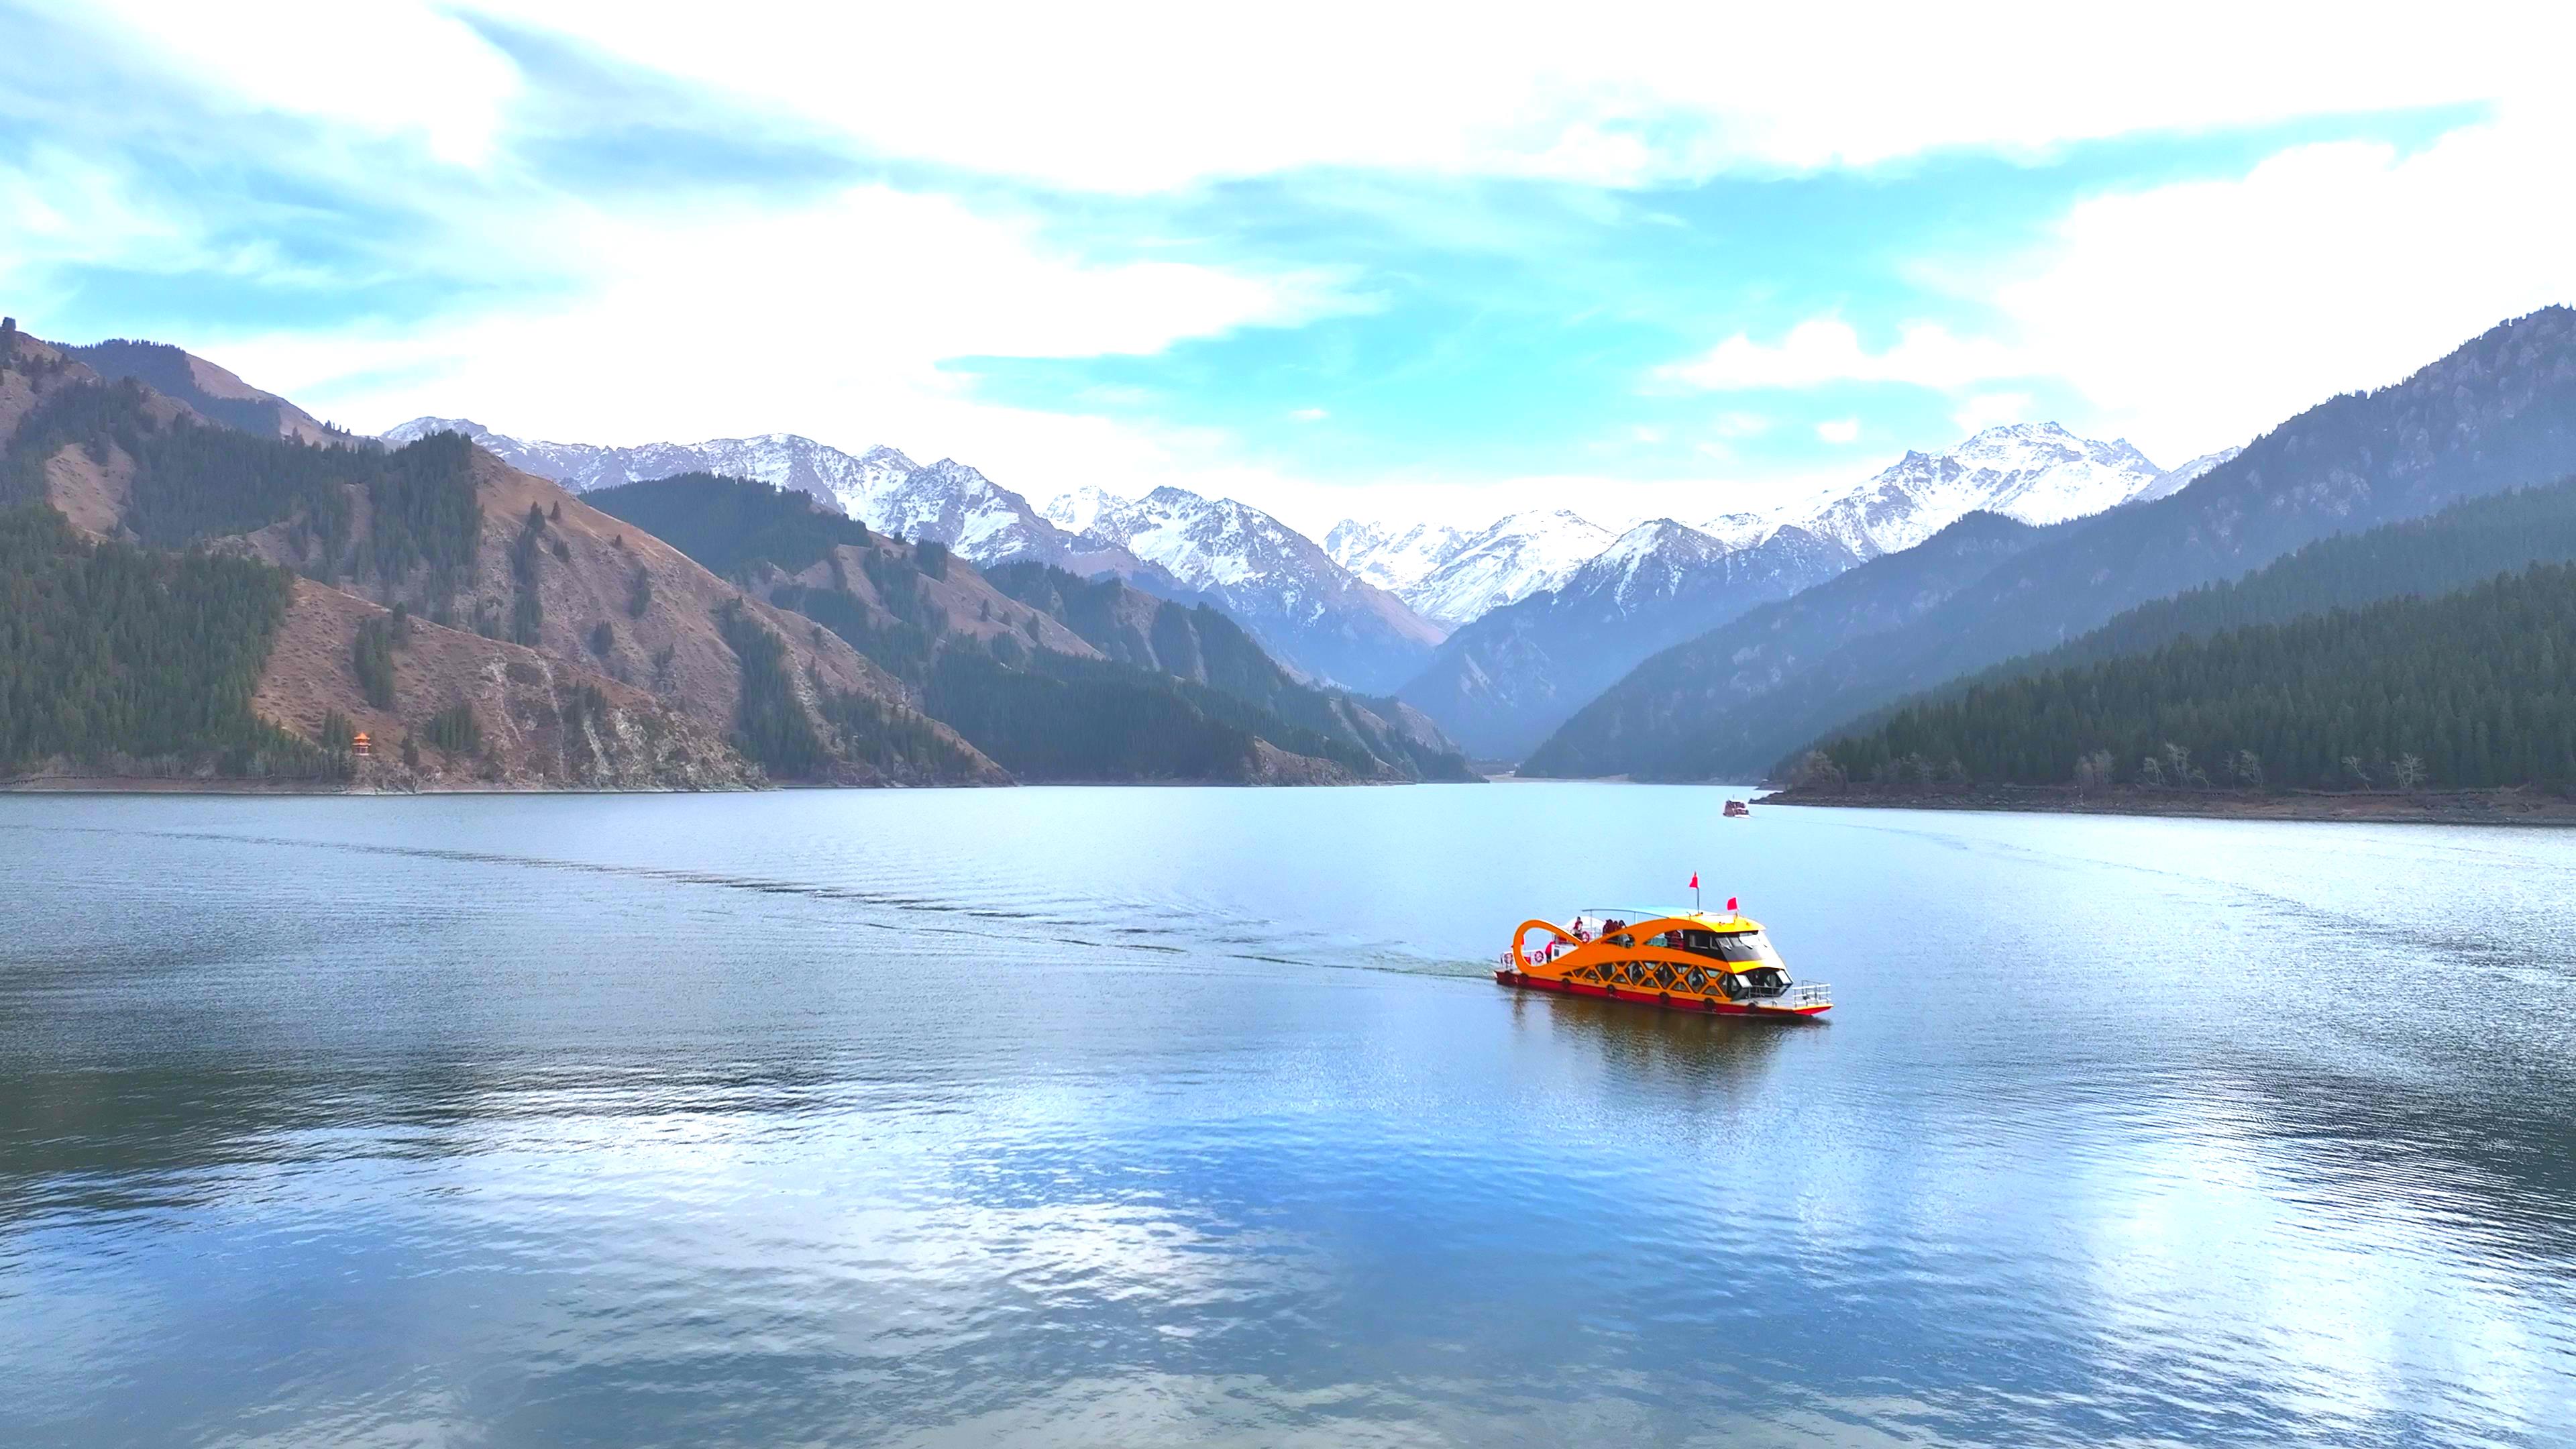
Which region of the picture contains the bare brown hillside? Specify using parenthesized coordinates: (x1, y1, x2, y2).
(258, 580, 757, 790)
(2, 327, 1004, 786)
(424, 454, 1001, 784)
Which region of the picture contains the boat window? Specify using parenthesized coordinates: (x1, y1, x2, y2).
(1688, 931, 1781, 965)
(1737, 967, 1787, 998)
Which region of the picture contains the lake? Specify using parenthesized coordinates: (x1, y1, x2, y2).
(4, 786, 2573, 1446)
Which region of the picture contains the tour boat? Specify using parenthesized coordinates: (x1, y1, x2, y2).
(1494, 907, 1831, 1018)
(1723, 799, 1751, 817)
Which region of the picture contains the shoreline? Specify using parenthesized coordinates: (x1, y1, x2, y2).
(0, 772, 1483, 797)
(1760, 782, 2576, 826)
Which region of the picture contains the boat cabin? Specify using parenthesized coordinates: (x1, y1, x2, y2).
(1498, 909, 1829, 1016)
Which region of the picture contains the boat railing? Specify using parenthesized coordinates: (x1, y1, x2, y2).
(1778, 981, 1832, 1009)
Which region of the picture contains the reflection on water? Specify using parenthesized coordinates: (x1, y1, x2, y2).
(3, 788, 2573, 1447)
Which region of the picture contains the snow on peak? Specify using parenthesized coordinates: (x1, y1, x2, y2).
(1042, 485, 1126, 537)
(1788, 422, 2167, 559)
(1694, 511, 1777, 551)
(2130, 445, 2244, 505)
(383, 416, 491, 445)
(1326, 519, 1468, 593)
(1320, 509, 1612, 625)
(1408, 510, 1613, 624)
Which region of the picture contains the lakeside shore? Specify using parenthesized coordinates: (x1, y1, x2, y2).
(1761, 780, 2576, 826)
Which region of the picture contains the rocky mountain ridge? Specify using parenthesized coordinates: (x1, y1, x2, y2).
(385, 419, 1443, 690)
(1395, 517, 1856, 759)
(5, 345, 1001, 788)
(1044, 484, 1446, 692)
(1325, 508, 1616, 626)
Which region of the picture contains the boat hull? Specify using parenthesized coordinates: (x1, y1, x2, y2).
(1494, 968, 1830, 1018)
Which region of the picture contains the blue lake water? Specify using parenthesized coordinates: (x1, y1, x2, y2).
(3, 786, 2573, 1446)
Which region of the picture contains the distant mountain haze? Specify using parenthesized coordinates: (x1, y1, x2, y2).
(1520, 511, 2057, 779)
(1397, 519, 1859, 760)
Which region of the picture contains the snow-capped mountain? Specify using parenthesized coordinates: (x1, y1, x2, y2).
(2129, 445, 2244, 506)
(382, 419, 1145, 576)
(1397, 519, 1856, 759)
(848, 451, 1099, 564)
(384, 417, 1443, 688)
(1326, 519, 1470, 592)
(1050, 486, 1448, 692)
(1325, 510, 1615, 627)
(1737, 422, 2169, 561)
(380, 418, 879, 513)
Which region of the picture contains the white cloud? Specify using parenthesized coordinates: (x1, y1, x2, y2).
(42, 1, 2573, 190)
(39, 0, 520, 166)
(27, 1, 2576, 537)
(1986, 105, 2576, 460)
(1289, 407, 1328, 422)
(1659, 319, 2030, 391)
(221, 184, 1364, 480)
(1951, 392, 2032, 433)
(1653, 101, 2576, 464)
(1814, 417, 1861, 444)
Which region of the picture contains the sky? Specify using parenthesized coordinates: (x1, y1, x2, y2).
(4, 2, 2573, 536)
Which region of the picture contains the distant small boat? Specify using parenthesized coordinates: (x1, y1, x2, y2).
(1723, 799, 1751, 817)
(1495, 908, 1830, 1019)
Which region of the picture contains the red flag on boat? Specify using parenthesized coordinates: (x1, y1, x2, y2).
(1727, 896, 1739, 912)
(1688, 872, 1699, 890)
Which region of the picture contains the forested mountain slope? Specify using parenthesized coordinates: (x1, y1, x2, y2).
(985, 561, 1471, 781)
(64, 338, 344, 443)
(1563, 306, 2576, 781)
(0, 503, 320, 777)
(1811, 559, 2576, 791)
(1880, 473, 2576, 716)
(0, 329, 996, 786)
(0, 502, 751, 788)
(1521, 511, 2050, 777)
(586, 473, 1472, 783)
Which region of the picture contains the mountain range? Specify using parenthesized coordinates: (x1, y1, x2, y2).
(5, 327, 1472, 790)
(1387, 421, 2232, 759)
(578, 471, 1470, 783)
(16, 302, 2574, 796)
(6, 332, 986, 788)
(1528, 305, 2576, 782)
(386, 417, 1445, 692)
(1324, 510, 1615, 626)
(390, 411, 2226, 741)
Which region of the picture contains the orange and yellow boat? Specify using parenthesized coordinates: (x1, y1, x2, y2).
(1495, 907, 1831, 1018)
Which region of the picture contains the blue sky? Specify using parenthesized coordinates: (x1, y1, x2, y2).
(3, 2, 2571, 532)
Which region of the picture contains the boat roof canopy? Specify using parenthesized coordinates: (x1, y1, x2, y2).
(1571, 908, 1760, 932)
